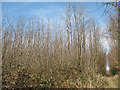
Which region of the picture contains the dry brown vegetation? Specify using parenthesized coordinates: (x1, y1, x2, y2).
(1, 3, 118, 88)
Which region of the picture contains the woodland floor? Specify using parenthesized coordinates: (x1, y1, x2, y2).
(103, 75, 118, 88)
(2, 67, 119, 88)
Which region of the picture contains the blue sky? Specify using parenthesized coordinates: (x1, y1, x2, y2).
(2, 2, 67, 22)
(2, 2, 109, 25)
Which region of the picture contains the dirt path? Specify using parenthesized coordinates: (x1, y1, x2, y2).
(105, 76, 118, 88)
